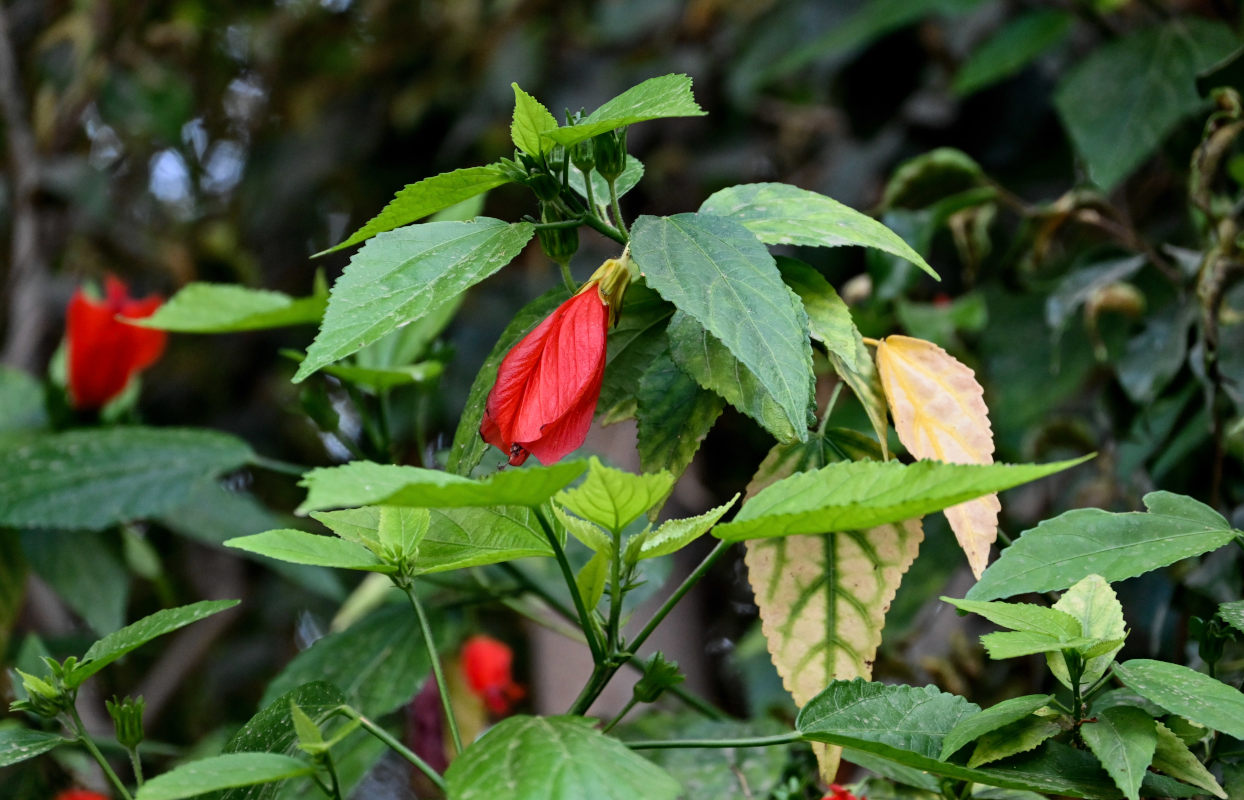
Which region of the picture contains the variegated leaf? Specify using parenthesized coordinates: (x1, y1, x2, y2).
(876, 335, 998, 578)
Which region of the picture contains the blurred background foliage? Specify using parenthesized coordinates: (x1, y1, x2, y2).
(3, 0, 1244, 796)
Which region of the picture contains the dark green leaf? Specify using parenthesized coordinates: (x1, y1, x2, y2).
(1054, 20, 1238, 190)
(322, 165, 512, 254)
(967, 492, 1239, 601)
(953, 10, 1074, 96)
(0, 366, 46, 436)
(444, 715, 682, 800)
(1151, 720, 1226, 799)
(941, 695, 1055, 760)
(134, 283, 326, 332)
(135, 753, 313, 800)
(631, 213, 815, 443)
(224, 530, 393, 573)
(1080, 707, 1155, 800)
(0, 427, 253, 531)
(296, 219, 533, 381)
(0, 726, 70, 767)
(701, 183, 936, 278)
(598, 282, 673, 424)
(1113, 660, 1244, 739)
(21, 529, 128, 635)
(635, 348, 724, 478)
(543, 74, 705, 147)
(967, 715, 1065, 768)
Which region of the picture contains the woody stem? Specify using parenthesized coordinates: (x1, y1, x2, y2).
(534, 505, 605, 663)
(401, 584, 463, 757)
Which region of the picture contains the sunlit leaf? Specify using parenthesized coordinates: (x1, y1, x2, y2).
(556, 457, 674, 533)
(1046, 575, 1125, 692)
(133, 282, 327, 332)
(543, 74, 705, 146)
(225, 530, 393, 572)
(510, 83, 558, 156)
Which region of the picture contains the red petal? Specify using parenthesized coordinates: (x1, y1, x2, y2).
(65, 280, 166, 409)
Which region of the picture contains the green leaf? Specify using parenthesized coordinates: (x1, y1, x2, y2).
(979, 631, 1105, 660)
(0, 365, 47, 435)
(940, 695, 1054, 760)
(576, 548, 611, 611)
(632, 496, 738, 561)
(715, 457, 1087, 542)
(21, 529, 128, 635)
(569, 155, 644, 205)
(297, 459, 586, 513)
(261, 604, 440, 716)
(444, 715, 682, 800)
(296, 356, 444, 392)
(0, 427, 254, 530)
(1113, 660, 1244, 739)
(554, 505, 612, 553)
(556, 457, 675, 533)
(135, 753, 314, 800)
(0, 726, 70, 767)
(1047, 574, 1126, 692)
(510, 83, 558, 155)
(377, 506, 429, 559)
(967, 492, 1238, 601)
(631, 213, 815, 443)
(700, 183, 937, 278)
(967, 715, 1065, 768)
(941, 597, 1082, 638)
(288, 702, 324, 751)
(666, 310, 804, 443)
(72, 599, 240, 686)
(1217, 600, 1244, 635)
(953, 10, 1074, 96)
(1079, 707, 1156, 800)
(1151, 720, 1226, 799)
(598, 282, 674, 424)
(635, 348, 724, 477)
(1054, 19, 1238, 190)
(134, 283, 326, 332)
(296, 218, 533, 381)
(321, 165, 512, 254)
(448, 287, 569, 476)
(224, 530, 394, 573)
(542, 74, 705, 147)
(414, 506, 553, 574)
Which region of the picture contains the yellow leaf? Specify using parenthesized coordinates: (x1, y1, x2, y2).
(876, 335, 999, 578)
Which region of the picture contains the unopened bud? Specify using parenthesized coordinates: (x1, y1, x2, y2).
(592, 128, 627, 182)
(631, 652, 683, 703)
(106, 695, 145, 749)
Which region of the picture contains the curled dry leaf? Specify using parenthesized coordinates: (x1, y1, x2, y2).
(876, 335, 999, 578)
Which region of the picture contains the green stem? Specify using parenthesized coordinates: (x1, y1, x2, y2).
(69, 706, 133, 800)
(534, 505, 604, 663)
(607, 529, 624, 652)
(497, 561, 579, 624)
(250, 455, 309, 476)
(580, 167, 598, 213)
(608, 179, 629, 239)
(580, 211, 627, 245)
(626, 731, 801, 750)
(602, 696, 639, 734)
(666, 684, 727, 721)
(336, 706, 447, 793)
(630, 540, 731, 655)
(557, 258, 576, 292)
(567, 663, 612, 716)
(321, 752, 344, 800)
(401, 585, 463, 756)
(128, 746, 144, 787)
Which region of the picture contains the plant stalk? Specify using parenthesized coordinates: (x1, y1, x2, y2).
(69, 706, 133, 800)
(401, 585, 463, 756)
(336, 705, 447, 793)
(534, 505, 604, 662)
(626, 731, 801, 750)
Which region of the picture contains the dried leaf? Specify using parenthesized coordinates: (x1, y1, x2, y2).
(876, 335, 998, 577)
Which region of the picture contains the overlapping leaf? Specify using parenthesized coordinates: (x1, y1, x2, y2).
(542, 74, 705, 147)
(134, 282, 326, 332)
(635, 349, 724, 478)
(1113, 660, 1244, 740)
(1080, 707, 1155, 800)
(135, 753, 313, 800)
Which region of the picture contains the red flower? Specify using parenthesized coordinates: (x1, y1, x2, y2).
(460, 634, 525, 714)
(823, 784, 865, 800)
(54, 790, 110, 800)
(66, 276, 166, 410)
(481, 258, 629, 466)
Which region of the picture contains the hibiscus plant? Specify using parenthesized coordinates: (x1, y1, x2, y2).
(3, 74, 1244, 800)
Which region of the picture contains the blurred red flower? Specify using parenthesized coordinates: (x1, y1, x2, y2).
(53, 789, 109, 800)
(461, 634, 524, 714)
(66, 276, 166, 410)
(824, 784, 865, 800)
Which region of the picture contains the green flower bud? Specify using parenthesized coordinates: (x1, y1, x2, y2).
(631, 652, 683, 703)
(106, 695, 146, 750)
(592, 128, 628, 182)
(526, 172, 561, 203)
(537, 204, 580, 265)
(570, 139, 595, 173)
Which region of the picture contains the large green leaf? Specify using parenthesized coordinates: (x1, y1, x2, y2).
(715, 457, 1087, 542)
(510, 83, 558, 156)
(1079, 707, 1155, 800)
(966, 492, 1238, 601)
(1113, 660, 1244, 740)
(555, 457, 674, 533)
(444, 715, 682, 800)
(225, 530, 393, 573)
(135, 753, 313, 800)
(953, 10, 1074, 96)
(134, 282, 326, 332)
(0, 726, 70, 767)
(71, 599, 240, 686)
(296, 459, 585, 513)
(21, 528, 128, 635)
(630, 213, 815, 443)
(0, 427, 254, 531)
(447, 287, 569, 476)
(700, 183, 936, 278)
(598, 282, 674, 424)
(321, 165, 512, 254)
(296, 218, 533, 381)
(635, 348, 724, 477)
(542, 74, 705, 146)
(1054, 19, 1238, 190)
(414, 506, 553, 574)
(940, 695, 1055, 760)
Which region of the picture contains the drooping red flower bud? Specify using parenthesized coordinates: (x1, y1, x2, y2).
(66, 276, 166, 410)
(481, 258, 629, 466)
(460, 634, 525, 715)
(53, 789, 110, 800)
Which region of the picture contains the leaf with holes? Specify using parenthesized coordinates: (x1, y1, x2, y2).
(877, 335, 998, 577)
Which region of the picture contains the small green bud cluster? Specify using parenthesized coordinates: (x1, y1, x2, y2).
(11, 657, 79, 717)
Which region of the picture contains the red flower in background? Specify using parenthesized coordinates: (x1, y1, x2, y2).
(53, 789, 109, 800)
(66, 276, 166, 410)
(823, 784, 865, 800)
(461, 634, 525, 714)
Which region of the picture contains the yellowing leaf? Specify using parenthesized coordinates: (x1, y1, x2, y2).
(876, 335, 998, 578)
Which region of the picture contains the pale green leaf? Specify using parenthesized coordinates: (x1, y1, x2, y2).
(288, 702, 323, 749)
(953, 10, 1074, 96)
(1079, 707, 1155, 800)
(0, 427, 253, 531)
(940, 695, 1054, 760)
(576, 548, 611, 611)
(980, 631, 1104, 660)
(135, 753, 313, 800)
(635, 348, 725, 478)
(967, 492, 1237, 601)
(555, 457, 675, 533)
(1047, 575, 1126, 692)
(445, 715, 682, 800)
(511, 83, 559, 155)
(716, 457, 1087, 542)
(1151, 720, 1226, 799)
(1113, 660, 1244, 739)
(309, 507, 384, 549)
(224, 530, 394, 573)
(308, 358, 443, 392)
(967, 715, 1064, 768)
(297, 218, 533, 381)
(0, 726, 71, 767)
(941, 597, 1082, 638)
(322, 165, 512, 254)
(542, 74, 705, 147)
(297, 459, 585, 513)
(634, 495, 738, 561)
(377, 506, 429, 558)
(631, 213, 814, 443)
(1054, 19, 1237, 190)
(134, 283, 326, 332)
(554, 505, 612, 553)
(700, 183, 936, 278)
